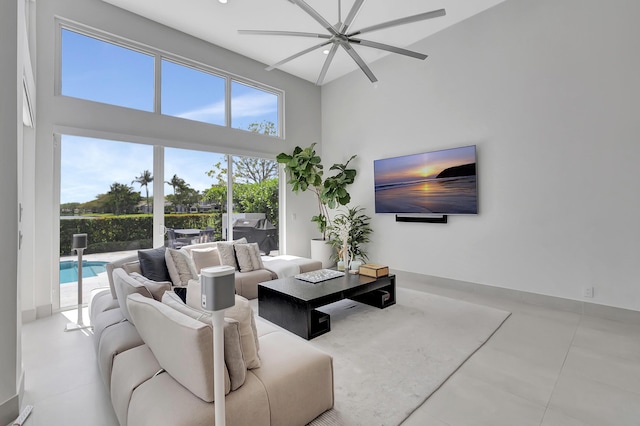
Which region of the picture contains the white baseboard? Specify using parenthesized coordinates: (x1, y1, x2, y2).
(21, 308, 36, 324)
(395, 269, 640, 324)
(36, 303, 52, 319)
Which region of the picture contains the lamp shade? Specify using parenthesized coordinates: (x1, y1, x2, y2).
(72, 233, 88, 250)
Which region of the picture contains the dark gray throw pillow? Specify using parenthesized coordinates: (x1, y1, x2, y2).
(138, 247, 170, 282)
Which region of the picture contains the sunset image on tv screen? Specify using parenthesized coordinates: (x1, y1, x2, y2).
(374, 145, 477, 214)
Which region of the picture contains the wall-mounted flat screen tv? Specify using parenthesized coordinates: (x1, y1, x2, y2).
(374, 145, 478, 214)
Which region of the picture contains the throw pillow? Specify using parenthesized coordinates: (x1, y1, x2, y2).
(186, 280, 259, 369)
(234, 244, 254, 273)
(247, 242, 265, 270)
(191, 247, 221, 273)
(161, 291, 247, 391)
(113, 268, 171, 323)
(138, 247, 170, 282)
(128, 272, 172, 301)
(224, 295, 261, 369)
(126, 293, 231, 402)
(165, 248, 199, 286)
(121, 261, 141, 275)
(217, 238, 247, 270)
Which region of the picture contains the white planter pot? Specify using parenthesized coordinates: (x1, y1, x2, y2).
(310, 239, 334, 268)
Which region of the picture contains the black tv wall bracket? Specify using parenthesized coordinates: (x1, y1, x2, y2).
(395, 215, 448, 224)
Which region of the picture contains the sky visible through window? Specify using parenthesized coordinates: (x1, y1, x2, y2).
(60, 135, 224, 204)
(60, 29, 280, 204)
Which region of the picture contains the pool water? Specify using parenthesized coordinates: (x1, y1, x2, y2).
(59, 260, 108, 284)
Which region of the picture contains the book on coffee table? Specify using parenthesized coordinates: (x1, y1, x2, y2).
(359, 263, 389, 278)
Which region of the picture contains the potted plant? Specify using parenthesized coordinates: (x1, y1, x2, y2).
(277, 143, 357, 266)
(328, 206, 373, 270)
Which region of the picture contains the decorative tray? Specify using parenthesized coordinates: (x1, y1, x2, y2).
(295, 269, 345, 283)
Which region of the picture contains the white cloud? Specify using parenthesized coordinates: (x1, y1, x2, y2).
(177, 99, 225, 123)
(230, 92, 277, 118)
(174, 91, 277, 124)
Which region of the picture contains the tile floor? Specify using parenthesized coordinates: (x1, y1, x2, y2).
(18, 271, 640, 426)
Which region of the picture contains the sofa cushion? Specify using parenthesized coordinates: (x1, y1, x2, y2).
(162, 291, 247, 391)
(234, 243, 264, 273)
(217, 238, 247, 270)
(106, 254, 140, 299)
(129, 273, 172, 301)
(89, 288, 118, 323)
(186, 281, 260, 370)
(234, 269, 273, 300)
(126, 293, 231, 402)
(138, 247, 170, 282)
(97, 320, 144, 390)
(127, 368, 270, 426)
(224, 295, 261, 369)
(112, 268, 171, 323)
(251, 332, 335, 426)
(164, 248, 198, 287)
(190, 247, 221, 273)
(92, 306, 126, 352)
(234, 243, 255, 272)
(121, 261, 142, 276)
(110, 344, 161, 426)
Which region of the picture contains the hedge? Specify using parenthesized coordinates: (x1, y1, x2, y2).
(60, 214, 215, 255)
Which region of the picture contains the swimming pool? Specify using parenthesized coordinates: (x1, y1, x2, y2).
(59, 260, 108, 284)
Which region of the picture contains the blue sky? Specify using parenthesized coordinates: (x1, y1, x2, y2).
(60, 136, 225, 204)
(59, 29, 277, 204)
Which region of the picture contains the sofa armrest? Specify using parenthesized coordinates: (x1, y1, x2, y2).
(107, 254, 141, 299)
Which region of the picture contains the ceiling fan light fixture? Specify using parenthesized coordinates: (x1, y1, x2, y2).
(218, 0, 227, 4)
(240, 0, 446, 85)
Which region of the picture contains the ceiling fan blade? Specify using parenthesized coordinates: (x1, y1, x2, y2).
(348, 8, 446, 37)
(316, 43, 339, 86)
(265, 41, 331, 71)
(239, 30, 331, 39)
(350, 38, 427, 60)
(291, 0, 339, 36)
(339, 42, 377, 83)
(340, 0, 366, 33)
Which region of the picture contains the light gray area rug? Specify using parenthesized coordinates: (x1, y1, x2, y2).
(298, 287, 511, 426)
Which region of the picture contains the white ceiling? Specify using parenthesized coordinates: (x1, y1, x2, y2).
(101, 0, 507, 85)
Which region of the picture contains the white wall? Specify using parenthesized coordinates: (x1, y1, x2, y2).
(321, 0, 640, 311)
(30, 0, 321, 316)
(0, 0, 23, 422)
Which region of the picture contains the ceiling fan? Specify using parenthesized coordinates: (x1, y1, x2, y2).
(239, 0, 446, 85)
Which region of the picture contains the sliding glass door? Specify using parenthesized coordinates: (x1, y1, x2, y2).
(59, 135, 154, 308)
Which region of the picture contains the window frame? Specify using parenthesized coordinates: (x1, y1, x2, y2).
(55, 19, 285, 138)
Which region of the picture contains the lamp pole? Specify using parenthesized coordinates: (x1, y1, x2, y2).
(200, 265, 236, 426)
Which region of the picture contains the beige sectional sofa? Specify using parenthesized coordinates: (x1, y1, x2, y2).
(90, 245, 333, 425)
(105, 241, 322, 301)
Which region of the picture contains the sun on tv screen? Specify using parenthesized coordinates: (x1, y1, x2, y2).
(374, 145, 478, 215)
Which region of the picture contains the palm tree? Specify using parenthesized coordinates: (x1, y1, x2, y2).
(132, 170, 153, 213)
(165, 174, 185, 196)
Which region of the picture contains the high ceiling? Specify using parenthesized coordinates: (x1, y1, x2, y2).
(101, 0, 507, 85)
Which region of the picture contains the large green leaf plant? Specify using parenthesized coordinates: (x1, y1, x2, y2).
(277, 143, 357, 239)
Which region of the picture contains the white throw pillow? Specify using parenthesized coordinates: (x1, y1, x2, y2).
(234, 244, 254, 272)
(190, 247, 221, 273)
(217, 238, 247, 270)
(165, 248, 199, 287)
(234, 242, 265, 272)
(161, 291, 247, 391)
(186, 279, 260, 370)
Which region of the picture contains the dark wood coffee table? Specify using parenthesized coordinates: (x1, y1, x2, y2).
(258, 272, 396, 340)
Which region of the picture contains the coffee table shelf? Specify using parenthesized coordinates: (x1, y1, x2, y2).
(258, 272, 396, 340)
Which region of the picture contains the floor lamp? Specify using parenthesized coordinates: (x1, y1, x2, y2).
(65, 233, 92, 332)
(201, 265, 235, 426)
